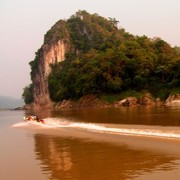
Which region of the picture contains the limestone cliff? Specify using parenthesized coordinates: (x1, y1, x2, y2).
(31, 39, 69, 109)
(25, 10, 180, 110)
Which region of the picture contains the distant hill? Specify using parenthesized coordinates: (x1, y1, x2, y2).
(0, 96, 24, 109)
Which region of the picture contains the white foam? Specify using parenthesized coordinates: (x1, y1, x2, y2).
(44, 119, 180, 139)
(12, 121, 48, 128)
(12, 122, 29, 127)
(66, 122, 180, 139)
(12, 118, 180, 139)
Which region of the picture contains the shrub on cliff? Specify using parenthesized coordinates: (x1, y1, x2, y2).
(22, 84, 33, 104)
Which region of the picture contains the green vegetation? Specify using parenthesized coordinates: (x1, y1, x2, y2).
(44, 20, 69, 44)
(99, 90, 143, 103)
(22, 84, 33, 104)
(48, 11, 180, 101)
(23, 10, 180, 104)
(29, 48, 43, 81)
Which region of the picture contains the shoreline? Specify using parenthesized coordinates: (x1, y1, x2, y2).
(21, 93, 180, 110)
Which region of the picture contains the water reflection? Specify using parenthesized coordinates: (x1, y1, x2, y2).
(34, 134, 179, 180)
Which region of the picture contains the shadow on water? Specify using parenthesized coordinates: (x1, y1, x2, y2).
(34, 134, 179, 180)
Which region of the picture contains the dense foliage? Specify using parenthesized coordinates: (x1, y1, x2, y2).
(22, 84, 33, 104)
(48, 11, 180, 101)
(22, 10, 180, 103)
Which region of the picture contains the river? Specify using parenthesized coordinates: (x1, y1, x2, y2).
(0, 107, 180, 180)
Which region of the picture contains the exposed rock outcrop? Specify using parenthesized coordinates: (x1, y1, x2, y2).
(54, 95, 110, 110)
(54, 100, 75, 109)
(32, 40, 69, 109)
(115, 97, 138, 107)
(43, 40, 69, 77)
(114, 93, 164, 107)
(139, 93, 155, 106)
(165, 94, 180, 106)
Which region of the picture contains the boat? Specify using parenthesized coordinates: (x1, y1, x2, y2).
(24, 116, 45, 124)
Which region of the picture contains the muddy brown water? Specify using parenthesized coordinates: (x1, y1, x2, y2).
(0, 107, 180, 179)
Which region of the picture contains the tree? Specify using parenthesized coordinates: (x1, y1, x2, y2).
(22, 84, 33, 104)
(108, 17, 119, 28)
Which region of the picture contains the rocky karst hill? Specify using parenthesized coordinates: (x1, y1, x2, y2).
(22, 10, 180, 109)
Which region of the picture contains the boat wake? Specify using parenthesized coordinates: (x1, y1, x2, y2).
(12, 118, 180, 140)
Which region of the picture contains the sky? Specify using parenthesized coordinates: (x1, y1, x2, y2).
(0, 0, 180, 99)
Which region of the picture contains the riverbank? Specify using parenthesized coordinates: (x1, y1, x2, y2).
(22, 92, 180, 110)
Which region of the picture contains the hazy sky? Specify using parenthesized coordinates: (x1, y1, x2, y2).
(0, 0, 180, 98)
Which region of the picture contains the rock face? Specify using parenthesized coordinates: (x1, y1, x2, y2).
(165, 94, 180, 106)
(32, 40, 69, 109)
(139, 93, 155, 106)
(43, 40, 68, 76)
(115, 97, 138, 107)
(54, 95, 109, 110)
(114, 93, 163, 107)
